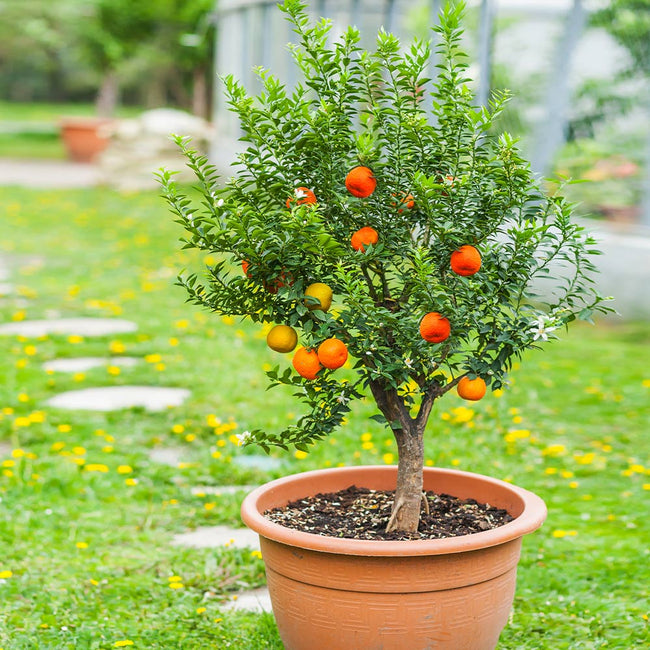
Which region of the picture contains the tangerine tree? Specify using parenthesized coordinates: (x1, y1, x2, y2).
(159, 0, 610, 534)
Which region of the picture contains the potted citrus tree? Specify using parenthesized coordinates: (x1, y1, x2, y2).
(159, 1, 610, 648)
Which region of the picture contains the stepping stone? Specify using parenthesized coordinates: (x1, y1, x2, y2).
(149, 447, 185, 467)
(232, 455, 284, 472)
(172, 525, 260, 551)
(45, 386, 190, 412)
(0, 283, 14, 295)
(191, 485, 255, 496)
(222, 587, 272, 613)
(0, 318, 138, 338)
(0, 441, 12, 457)
(43, 357, 138, 373)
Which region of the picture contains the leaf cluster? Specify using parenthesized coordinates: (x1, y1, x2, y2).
(159, 0, 611, 450)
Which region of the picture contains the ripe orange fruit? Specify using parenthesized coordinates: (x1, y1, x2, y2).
(292, 347, 322, 380)
(351, 226, 378, 252)
(392, 192, 415, 212)
(286, 187, 317, 209)
(345, 166, 377, 198)
(457, 376, 487, 401)
(450, 245, 481, 276)
(241, 260, 251, 277)
(266, 325, 298, 353)
(304, 282, 333, 311)
(317, 338, 348, 369)
(419, 312, 451, 343)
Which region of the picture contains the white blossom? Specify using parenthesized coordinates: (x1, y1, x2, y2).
(529, 316, 557, 342)
(235, 431, 252, 446)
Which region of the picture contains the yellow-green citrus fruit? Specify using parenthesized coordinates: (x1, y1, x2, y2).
(266, 325, 298, 353)
(304, 283, 333, 312)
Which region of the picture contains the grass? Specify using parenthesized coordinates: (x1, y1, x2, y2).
(0, 183, 648, 649)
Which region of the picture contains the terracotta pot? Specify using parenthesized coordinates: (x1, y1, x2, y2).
(59, 117, 113, 162)
(241, 465, 546, 650)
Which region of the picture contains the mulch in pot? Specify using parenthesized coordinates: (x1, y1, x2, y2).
(264, 485, 514, 542)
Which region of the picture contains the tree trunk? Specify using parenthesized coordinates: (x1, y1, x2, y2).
(369, 379, 429, 534)
(192, 66, 209, 120)
(95, 70, 119, 118)
(386, 426, 425, 533)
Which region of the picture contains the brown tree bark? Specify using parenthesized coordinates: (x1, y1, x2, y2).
(369, 379, 439, 534)
(95, 70, 119, 118)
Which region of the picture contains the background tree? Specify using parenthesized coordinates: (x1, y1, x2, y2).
(160, 0, 610, 534)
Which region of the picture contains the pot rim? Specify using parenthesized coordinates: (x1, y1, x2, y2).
(240, 465, 547, 557)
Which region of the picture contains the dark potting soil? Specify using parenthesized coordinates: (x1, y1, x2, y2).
(264, 485, 514, 541)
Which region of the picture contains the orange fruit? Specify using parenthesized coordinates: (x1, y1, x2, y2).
(345, 166, 377, 198)
(292, 347, 322, 380)
(317, 338, 348, 369)
(304, 282, 333, 311)
(419, 312, 451, 343)
(286, 187, 317, 209)
(351, 226, 378, 252)
(457, 376, 487, 401)
(450, 245, 481, 277)
(242, 260, 251, 277)
(392, 192, 415, 212)
(266, 325, 298, 353)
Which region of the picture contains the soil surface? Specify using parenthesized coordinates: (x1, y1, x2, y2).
(264, 485, 514, 541)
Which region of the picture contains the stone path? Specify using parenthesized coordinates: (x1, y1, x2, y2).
(191, 485, 255, 496)
(0, 158, 99, 189)
(0, 317, 137, 338)
(43, 357, 139, 373)
(148, 447, 186, 467)
(222, 587, 273, 613)
(46, 386, 190, 412)
(172, 525, 260, 551)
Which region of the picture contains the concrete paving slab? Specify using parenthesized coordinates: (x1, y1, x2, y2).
(43, 356, 138, 373)
(0, 441, 12, 457)
(172, 525, 261, 551)
(222, 587, 273, 613)
(232, 455, 284, 472)
(45, 386, 190, 412)
(191, 485, 255, 496)
(0, 318, 137, 338)
(148, 447, 186, 467)
(0, 158, 99, 189)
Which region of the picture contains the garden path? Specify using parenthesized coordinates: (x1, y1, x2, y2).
(0, 158, 99, 189)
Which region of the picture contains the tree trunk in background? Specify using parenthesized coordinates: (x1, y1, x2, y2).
(95, 70, 119, 118)
(192, 66, 209, 119)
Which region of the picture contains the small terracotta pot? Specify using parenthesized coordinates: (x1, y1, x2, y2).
(241, 465, 546, 650)
(59, 117, 113, 162)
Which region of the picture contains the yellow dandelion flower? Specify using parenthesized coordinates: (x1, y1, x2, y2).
(73, 373, 85, 382)
(451, 458, 461, 466)
(171, 424, 185, 434)
(15, 359, 28, 368)
(382, 453, 394, 465)
(76, 542, 89, 549)
(569, 481, 579, 489)
(67, 335, 84, 344)
(72, 446, 86, 455)
(174, 319, 190, 329)
(12, 310, 26, 321)
(250, 550, 263, 560)
(72, 458, 85, 466)
(144, 353, 161, 363)
(11, 449, 25, 459)
(196, 607, 207, 614)
(211, 451, 222, 459)
(542, 444, 567, 457)
(552, 530, 567, 538)
(107, 366, 121, 376)
(113, 641, 134, 648)
(17, 393, 29, 403)
(2, 460, 15, 468)
(169, 582, 184, 589)
(85, 464, 109, 473)
(0, 570, 13, 579)
(360, 432, 372, 442)
(109, 341, 126, 354)
(168, 575, 182, 582)
(221, 316, 235, 326)
(294, 450, 308, 460)
(125, 478, 138, 486)
(169, 337, 179, 346)
(561, 470, 574, 478)
(13, 417, 31, 427)
(204, 502, 216, 511)
(117, 465, 132, 474)
(2, 407, 14, 415)
(102, 445, 114, 453)
(58, 424, 72, 433)
(642, 379, 650, 388)
(2, 469, 13, 477)
(155, 363, 166, 371)
(51, 442, 65, 451)
(24, 345, 37, 356)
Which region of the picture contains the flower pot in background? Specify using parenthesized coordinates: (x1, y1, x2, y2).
(241, 465, 547, 650)
(59, 117, 114, 162)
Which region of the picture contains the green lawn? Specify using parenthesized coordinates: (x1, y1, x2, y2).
(0, 184, 648, 649)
